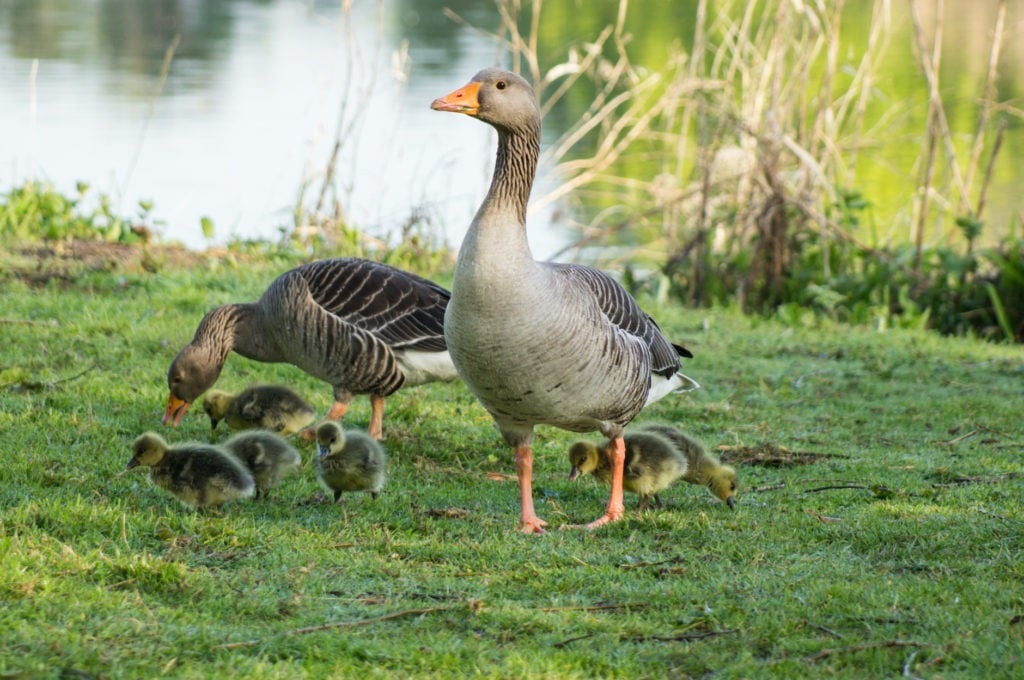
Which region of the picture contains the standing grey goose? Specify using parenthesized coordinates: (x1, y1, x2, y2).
(163, 258, 458, 440)
(432, 68, 698, 533)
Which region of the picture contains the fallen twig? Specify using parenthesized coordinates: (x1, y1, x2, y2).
(932, 472, 1021, 488)
(212, 606, 450, 650)
(805, 484, 867, 493)
(903, 649, 923, 680)
(626, 629, 737, 643)
(541, 602, 647, 613)
(811, 624, 843, 639)
(554, 633, 597, 648)
(806, 639, 927, 663)
(938, 430, 979, 446)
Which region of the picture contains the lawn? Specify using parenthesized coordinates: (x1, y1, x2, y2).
(1, 249, 1022, 678)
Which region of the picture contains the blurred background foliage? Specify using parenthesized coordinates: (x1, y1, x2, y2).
(2, 0, 1022, 341)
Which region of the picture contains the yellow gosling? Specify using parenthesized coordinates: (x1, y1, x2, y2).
(638, 424, 738, 508)
(201, 385, 316, 436)
(221, 431, 302, 499)
(568, 428, 687, 511)
(126, 432, 254, 509)
(315, 421, 387, 502)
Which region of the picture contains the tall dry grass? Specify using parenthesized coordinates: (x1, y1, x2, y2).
(456, 0, 1016, 313)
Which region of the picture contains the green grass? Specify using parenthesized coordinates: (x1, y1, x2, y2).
(1, 257, 1023, 678)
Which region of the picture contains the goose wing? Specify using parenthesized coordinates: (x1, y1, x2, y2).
(557, 264, 690, 379)
(299, 258, 450, 352)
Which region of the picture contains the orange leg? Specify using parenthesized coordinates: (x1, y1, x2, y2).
(367, 395, 385, 441)
(514, 444, 548, 534)
(585, 436, 626, 529)
(325, 401, 349, 421)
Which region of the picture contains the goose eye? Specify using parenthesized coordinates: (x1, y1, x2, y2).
(496, 80, 507, 90)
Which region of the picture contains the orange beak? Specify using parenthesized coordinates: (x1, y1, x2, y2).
(163, 393, 191, 427)
(431, 81, 481, 115)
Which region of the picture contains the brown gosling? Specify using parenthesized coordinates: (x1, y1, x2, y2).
(126, 432, 255, 509)
(201, 385, 316, 436)
(637, 424, 738, 508)
(221, 431, 302, 499)
(568, 428, 688, 511)
(315, 421, 387, 502)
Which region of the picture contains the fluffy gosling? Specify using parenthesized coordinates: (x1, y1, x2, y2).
(315, 421, 387, 501)
(637, 424, 738, 508)
(202, 385, 315, 436)
(127, 432, 254, 509)
(568, 428, 688, 510)
(221, 430, 302, 499)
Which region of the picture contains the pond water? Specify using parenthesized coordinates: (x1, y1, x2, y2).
(0, 0, 571, 254)
(1, 1, 1021, 257)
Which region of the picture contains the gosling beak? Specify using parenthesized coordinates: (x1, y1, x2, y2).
(726, 497, 736, 510)
(431, 81, 481, 115)
(163, 393, 190, 427)
(125, 459, 139, 470)
(568, 466, 581, 482)
(317, 445, 330, 458)
(209, 417, 220, 431)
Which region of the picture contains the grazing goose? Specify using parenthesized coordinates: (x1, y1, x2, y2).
(163, 258, 458, 440)
(221, 431, 302, 499)
(202, 384, 316, 436)
(432, 68, 698, 533)
(126, 432, 255, 509)
(568, 428, 688, 511)
(637, 424, 738, 508)
(315, 421, 387, 501)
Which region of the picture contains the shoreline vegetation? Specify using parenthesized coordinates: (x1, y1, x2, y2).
(3, 0, 1021, 342)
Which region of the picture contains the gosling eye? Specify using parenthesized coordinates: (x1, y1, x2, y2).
(730, 482, 737, 492)
(495, 80, 507, 90)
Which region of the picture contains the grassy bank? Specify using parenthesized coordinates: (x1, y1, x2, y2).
(1, 251, 1022, 677)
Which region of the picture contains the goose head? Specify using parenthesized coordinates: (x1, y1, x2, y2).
(316, 421, 345, 458)
(567, 441, 604, 481)
(164, 344, 223, 426)
(431, 67, 539, 136)
(128, 432, 170, 469)
(707, 464, 739, 509)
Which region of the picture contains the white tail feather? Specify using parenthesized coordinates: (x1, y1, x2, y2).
(645, 371, 700, 406)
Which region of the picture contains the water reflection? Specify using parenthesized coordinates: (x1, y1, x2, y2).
(0, 0, 539, 253)
(0, 0, 1021, 255)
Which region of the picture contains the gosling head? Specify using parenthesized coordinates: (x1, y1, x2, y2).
(127, 432, 170, 469)
(567, 441, 604, 481)
(316, 421, 345, 458)
(201, 390, 232, 430)
(707, 464, 739, 509)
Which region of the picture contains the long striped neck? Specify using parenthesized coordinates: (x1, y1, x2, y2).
(474, 120, 540, 230)
(195, 303, 280, 363)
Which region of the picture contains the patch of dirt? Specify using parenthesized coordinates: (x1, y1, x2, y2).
(717, 442, 844, 466)
(1, 238, 228, 287)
